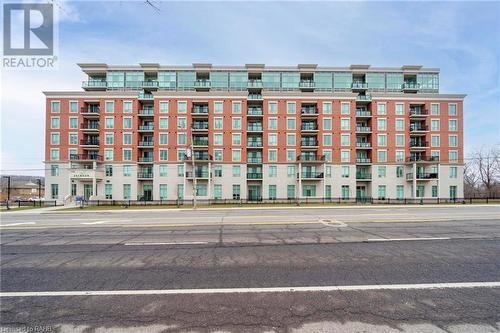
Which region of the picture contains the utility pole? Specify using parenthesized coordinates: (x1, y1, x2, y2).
(37, 178, 42, 206)
(3, 176, 11, 210)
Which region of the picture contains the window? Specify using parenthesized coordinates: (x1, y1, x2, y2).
(177, 101, 187, 113)
(51, 117, 60, 129)
(105, 117, 114, 129)
(159, 165, 168, 177)
(105, 101, 114, 113)
(377, 103, 386, 115)
(395, 103, 404, 115)
(232, 165, 241, 177)
(269, 185, 277, 200)
(449, 120, 457, 131)
(340, 118, 350, 131)
(396, 166, 404, 178)
(51, 101, 60, 113)
(377, 119, 386, 131)
(232, 133, 241, 145)
(232, 118, 241, 130)
(449, 166, 458, 178)
(268, 133, 278, 146)
(105, 165, 113, 177)
(323, 118, 332, 130)
(378, 185, 386, 199)
(177, 133, 187, 145)
(268, 117, 278, 130)
(214, 133, 223, 145)
(214, 117, 223, 129)
(449, 135, 458, 147)
(268, 165, 277, 177)
(341, 150, 350, 163)
(431, 119, 440, 131)
(177, 184, 184, 199)
(341, 102, 350, 115)
(287, 102, 296, 114)
(68, 148, 77, 158)
(287, 118, 296, 130)
(268, 101, 278, 114)
(287, 165, 295, 177)
(395, 150, 405, 162)
(123, 101, 132, 113)
(105, 133, 114, 145)
(159, 117, 168, 129)
(159, 184, 168, 200)
(432, 185, 438, 198)
(214, 185, 222, 200)
(177, 165, 184, 177)
(196, 184, 208, 196)
(123, 165, 131, 177)
(50, 148, 59, 161)
(431, 135, 440, 147)
(449, 151, 458, 163)
(123, 184, 131, 199)
(286, 150, 295, 162)
(302, 185, 316, 197)
(431, 150, 441, 160)
(69, 117, 78, 129)
(396, 185, 404, 199)
(69, 101, 78, 113)
(50, 184, 59, 199)
(214, 165, 222, 177)
(105, 184, 112, 199)
(268, 149, 277, 162)
(341, 166, 349, 178)
(176, 117, 187, 130)
(159, 133, 168, 145)
(431, 103, 440, 115)
(214, 149, 223, 161)
(122, 133, 132, 145)
(395, 119, 404, 131)
(232, 185, 241, 200)
(51, 133, 60, 145)
(323, 134, 332, 146)
(159, 101, 169, 113)
(326, 166, 332, 177)
(377, 150, 387, 163)
(287, 185, 296, 199)
(341, 185, 350, 199)
(377, 134, 387, 147)
(378, 166, 386, 178)
(232, 101, 241, 113)
(325, 185, 332, 199)
(448, 103, 457, 116)
(122, 117, 131, 129)
(287, 134, 295, 146)
(122, 149, 132, 161)
(449, 186, 457, 199)
(232, 149, 241, 162)
(214, 101, 223, 114)
(396, 134, 405, 147)
(50, 165, 59, 176)
(160, 149, 168, 161)
(322, 102, 332, 114)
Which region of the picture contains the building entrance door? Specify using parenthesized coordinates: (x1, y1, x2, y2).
(356, 186, 368, 202)
(248, 185, 261, 201)
(142, 184, 153, 201)
(84, 184, 93, 200)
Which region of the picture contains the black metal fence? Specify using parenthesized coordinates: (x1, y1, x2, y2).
(0, 200, 58, 208)
(80, 197, 500, 208)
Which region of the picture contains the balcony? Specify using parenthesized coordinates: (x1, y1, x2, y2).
(298, 172, 324, 179)
(80, 123, 99, 132)
(402, 82, 420, 91)
(247, 124, 263, 132)
(138, 141, 154, 148)
(406, 173, 438, 180)
(247, 141, 263, 148)
(186, 171, 211, 178)
(137, 172, 154, 179)
(192, 106, 209, 115)
(356, 126, 372, 133)
(247, 157, 263, 164)
(409, 108, 428, 117)
(356, 158, 372, 164)
(246, 172, 263, 180)
(138, 125, 154, 132)
(301, 107, 319, 116)
(192, 122, 209, 131)
(190, 153, 212, 161)
(406, 156, 440, 163)
(248, 93, 263, 100)
(70, 153, 102, 162)
(409, 124, 428, 134)
(301, 140, 319, 148)
(352, 82, 367, 90)
(138, 108, 154, 117)
(410, 141, 429, 150)
(356, 95, 372, 103)
(299, 81, 315, 89)
(301, 123, 318, 131)
(80, 106, 100, 117)
(142, 80, 159, 88)
(356, 142, 372, 149)
(297, 154, 325, 162)
(247, 107, 263, 116)
(192, 138, 209, 147)
(247, 80, 263, 88)
(80, 139, 99, 147)
(194, 80, 211, 89)
(356, 172, 372, 180)
(356, 110, 372, 118)
(138, 157, 153, 163)
(138, 92, 154, 100)
(82, 80, 107, 90)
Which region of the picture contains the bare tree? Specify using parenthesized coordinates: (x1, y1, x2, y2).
(463, 161, 480, 197)
(469, 145, 500, 197)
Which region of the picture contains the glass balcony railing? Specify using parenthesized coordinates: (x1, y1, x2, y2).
(406, 172, 438, 180)
(356, 95, 372, 101)
(142, 80, 159, 87)
(248, 94, 263, 100)
(138, 141, 154, 147)
(402, 82, 420, 90)
(138, 125, 154, 131)
(81, 106, 100, 114)
(247, 141, 263, 147)
(80, 123, 99, 130)
(356, 158, 372, 163)
(192, 153, 211, 161)
(352, 82, 367, 89)
(356, 110, 372, 117)
(192, 106, 209, 114)
(299, 81, 315, 88)
(409, 108, 428, 116)
(298, 154, 325, 162)
(356, 142, 372, 148)
(247, 80, 263, 88)
(192, 122, 209, 130)
(247, 124, 263, 131)
(194, 80, 211, 88)
(186, 171, 210, 178)
(70, 154, 102, 161)
(247, 157, 263, 163)
(138, 157, 153, 163)
(356, 126, 372, 132)
(406, 156, 439, 162)
(356, 172, 372, 179)
(248, 107, 263, 115)
(137, 172, 154, 179)
(82, 80, 107, 88)
(301, 107, 318, 115)
(409, 124, 428, 132)
(80, 139, 99, 146)
(410, 141, 428, 148)
(138, 92, 154, 100)
(301, 140, 318, 147)
(299, 172, 324, 179)
(301, 123, 318, 130)
(246, 172, 263, 179)
(138, 108, 154, 116)
(192, 138, 209, 146)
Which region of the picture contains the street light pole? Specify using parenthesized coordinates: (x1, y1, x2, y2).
(3, 176, 11, 210)
(37, 178, 42, 206)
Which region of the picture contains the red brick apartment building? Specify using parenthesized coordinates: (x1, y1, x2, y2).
(44, 63, 464, 202)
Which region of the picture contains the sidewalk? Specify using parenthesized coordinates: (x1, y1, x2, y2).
(0, 205, 67, 214)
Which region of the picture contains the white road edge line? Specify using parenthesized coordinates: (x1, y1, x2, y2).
(80, 220, 115, 225)
(123, 241, 209, 246)
(1, 282, 500, 297)
(0, 222, 36, 227)
(367, 237, 451, 242)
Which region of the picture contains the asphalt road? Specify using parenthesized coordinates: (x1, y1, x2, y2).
(1, 205, 500, 332)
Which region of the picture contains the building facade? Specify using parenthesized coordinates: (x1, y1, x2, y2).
(44, 63, 465, 203)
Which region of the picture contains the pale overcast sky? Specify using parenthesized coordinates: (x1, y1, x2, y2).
(1, 0, 499, 176)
